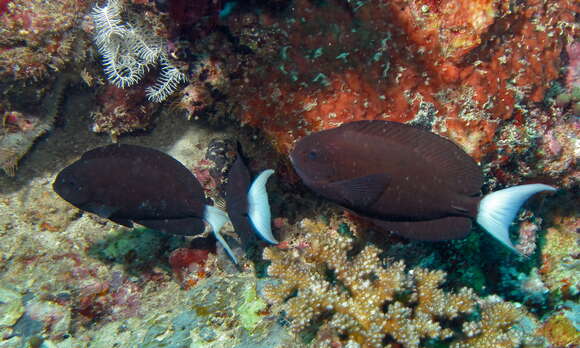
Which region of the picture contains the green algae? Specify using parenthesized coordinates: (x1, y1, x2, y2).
(89, 227, 183, 270)
(337, 222, 353, 237)
(237, 283, 267, 332)
(0, 285, 24, 327)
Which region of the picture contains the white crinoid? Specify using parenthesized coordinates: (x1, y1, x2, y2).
(90, 0, 186, 101)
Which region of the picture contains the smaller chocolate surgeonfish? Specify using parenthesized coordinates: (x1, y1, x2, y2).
(290, 120, 556, 253)
(224, 146, 278, 249)
(53, 144, 239, 262)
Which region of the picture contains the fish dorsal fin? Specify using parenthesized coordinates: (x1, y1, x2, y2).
(338, 120, 482, 195)
(225, 154, 257, 249)
(81, 143, 131, 160)
(327, 173, 390, 208)
(81, 144, 172, 162)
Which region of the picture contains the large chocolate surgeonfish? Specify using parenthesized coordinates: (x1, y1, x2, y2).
(290, 120, 556, 253)
(53, 144, 276, 264)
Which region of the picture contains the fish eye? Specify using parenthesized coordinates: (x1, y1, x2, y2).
(307, 150, 318, 160)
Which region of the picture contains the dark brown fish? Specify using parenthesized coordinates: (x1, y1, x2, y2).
(224, 146, 277, 247)
(225, 152, 256, 249)
(53, 144, 208, 235)
(290, 120, 555, 252)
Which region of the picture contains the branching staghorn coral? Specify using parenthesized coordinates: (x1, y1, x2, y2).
(454, 296, 530, 348)
(91, 0, 186, 102)
(263, 219, 539, 348)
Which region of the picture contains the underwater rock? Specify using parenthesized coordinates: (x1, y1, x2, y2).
(0, 74, 70, 176)
(23, 298, 71, 340)
(133, 276, 293, 348)
(0, 0, 88, 81)
(0, 285, 24, 327)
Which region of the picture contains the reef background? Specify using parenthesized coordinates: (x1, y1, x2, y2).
(0, 0, 578, 347)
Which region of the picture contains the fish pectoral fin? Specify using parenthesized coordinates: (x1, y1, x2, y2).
(451, 205, 470, 215)
(328, 173, 390, 208)
(109, 217, 133, 228)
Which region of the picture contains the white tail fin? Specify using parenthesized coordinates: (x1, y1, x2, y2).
(204, 205, 238, 264)
(476, 184, 556, 253)
(248, 169, 278, 244)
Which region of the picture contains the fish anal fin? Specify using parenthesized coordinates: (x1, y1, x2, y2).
(134, 218, 205, 236)
(370, 217, 472, 241)
(109, 217, 133, 228)
(328, 173, 390, 208)
(83, 203, 116, 219)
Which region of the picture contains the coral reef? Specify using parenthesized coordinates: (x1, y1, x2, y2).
(0, 1, 577, 347)
(539, 306, 580, 347)
(168, 247, 213, 289)
(539, 214, 579, 298)
(263, 219, 540, 347)
(224, 0, 577, 187)
(0, 0, 89, 81)
(453, 296, 537, 348)
(173, 57, 231, 120)
(91, 85, 159, 141)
